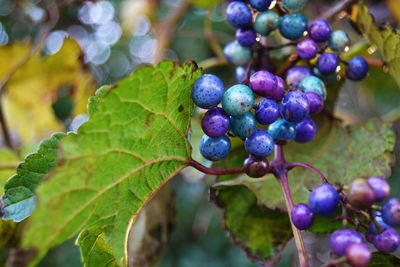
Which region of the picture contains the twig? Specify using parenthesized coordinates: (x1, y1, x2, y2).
(188, 158, 244, 175)
(275, 53, 299, 76)
(267, 41, 298, 51)
(365, 57, 386, 69)
(198, 57, 228, 70)
(318, 0, 357, 21)
(286, 162, 329, 184)
(241, 59, 255, 85)
(204, 13, 224, 59)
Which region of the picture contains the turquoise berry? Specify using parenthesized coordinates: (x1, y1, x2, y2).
(282, 0, 307, 12)
(279, 13, 307, 40)
(222, 84, 255, 116)
(313, 67, 340, 85)
(268, 119, 297, 143)
(191, 74, 225, 109)
(230, 111, 257, 139)
(199, 134, 231, 161)
(254, 11, 279, 36)
(224, 41, 252, 66)
(299, 76, 327, 100)
(329, 30, 350, 53)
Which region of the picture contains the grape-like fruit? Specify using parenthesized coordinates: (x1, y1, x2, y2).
(317, 52, 339, 75)
(255, 99, 279, 125)
(192, 74, 224, 109)
(278, 13, 307, 40)
(295, 118, 316, 143)
(291, 203, 314, 230)
(230, 111, 257, 139)
(250, 0, 272, 12)
(373, 228, 400, 253)
(199, 134, 231, 161)
(345, 243, 371, 267)
(268, 119, 297, 143)
(254, 11, 279, 36)
(299, 76, 327, 100)
(249, 70, 278, 98)
(236, 66, 255, 83)
(244, 156, 270, 178)
(201, 107, 230, 138)
(313, 67, 340, 85)
(329, 229, 363, 256)
(236, 28, 257, 47)
(297, 38, 318, 60)
(382, 198, 400, 227)
(280, 90, 310, 123)
(226, 1, 253, 29)
(367, 176, 390, 202)
(222, 84, 255, 116)
(286, 65, 313, 88)
(308, 19, 331, 42)
(369, 211, 390, 234)
(346, 56, 369, 81)
(309, 183, 339, 216)
(245, 129, 274, 158)
(224, 41, 252, 66)
(347, 178, 376, 210)
(306, 92, 324, 115)
(329, 30, 350, 53)
(282, 0, 307, 12)
(273, 76, 286, 100)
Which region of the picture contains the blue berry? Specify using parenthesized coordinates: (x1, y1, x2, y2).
(329, 30, 350, 53)
(346, 56, 369, 81)
(309, 183, 339, 216)
(250, 0, 272, 11)
(255, 99, 279, 125)
(254, 11, 279, 36)
(291, 203, 314, 230)
(299, 76, 327, 100)
(226, 1, 253, 29)
(268, 119, 297, 143)
(192, 74, 224, 109)
(330, 229, 363, 256)
(280, 90, 310, 123)
(308, 19, 331, 42)
(373, 228, 400, 253)
(222, 84, 255, 116)
(224, 41, 252, 66)
(279, 13, 307, 40)
(317, 52, 339, 75)
(382, 198, 400, 227)
(230, 111, 257, 139)
(249, 70, 278, 98)
(295, 118, 316, 143)
(370, 211, 390, 234)
(245, 129, 274, 158)
(236, 28, 257, 47)
(199, 134, 231, 161)
(286, 66, 313, 88)
(306, 92, 323, 115)
(367, 176, 390, 202)
(282, 0, 307, 12)
(201, 107, 230, 138)
(297, 38, 318, 60)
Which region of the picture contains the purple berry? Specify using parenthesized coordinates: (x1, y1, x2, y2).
(373, 228, 400, 253)
(273, 76, 286, 100)
(382, 198, 400, 227)
(280, 90, 310, 123)
(226, 1, 253, 29)
(286, 66, 313, 88)
(244, 156, 270, 178)
(309, 183, 339, 216)
(297, 38, 318, 60)
(201, 107, 230, 138)
(345, 243, 371, 267)
(236, 28, 257, 47)
(330, 229, 363, 256)
(308, 19, 331, 42)
(347, 178, 376, 210)
(306, 92, 323, 115)
(295, 118, 316, 143)
(367, 176, 390, 202)
(245, 129, 274, 158)
(249, 70, 278, 98)
(317, 52, 339, 75)
(291, 203, 314, 230)
(255, 99, 279, 125)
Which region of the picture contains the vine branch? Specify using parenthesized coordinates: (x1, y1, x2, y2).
(318, 0, 357, 20)
(188, 158, 244, 175)
(286, 162, 329, 184)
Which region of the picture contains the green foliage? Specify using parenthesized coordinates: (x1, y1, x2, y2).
(369, 252, 400, 266)
(189, 0, 223, 9)
(20, 60, 201, 266)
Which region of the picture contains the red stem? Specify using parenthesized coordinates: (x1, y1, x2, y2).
(241, 59, 255, 85)
(286, 162, 329, 184)
(188, 158, 244, 175)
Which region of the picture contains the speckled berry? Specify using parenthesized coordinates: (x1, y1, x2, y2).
(299, 76, 327, 100)
(226, 1, 253, 29)
(306, 92, 324, 115)
(291, 203, 314, 230)
(199, 134, 231, 161)
(280, 90, 310, 123)
(329, 30, 350, 53)
(382, 198, 400, 227)
(295, 118, 316, 143)
(346, 243, 371, 267)
(373, 228, 400, 253)
(224, 41, 252, 66)
(279, 13, 307, 40)
(255, 99, 279, 125)
(330, 229, 363, 256)
(297, 38, 318, 60)
(236, 28, 257, 47)
(250, 0, 272, 11)
(268, 119, 297, 143)
(249, 70, 278, 98)
(230, 111, 257, 139)
(308, 19, 331, 42)
(222, 84, 255, 116)
(286, 66, 313, 88)
(201, 107, 230, 138)
(309, 183, 339, 216)
(192, 74, 224, 109)
(244, 156, 270, 178)
(346, 56, 369, 81)
(317, 52, 339, 75)
(282, 0, 307, 12)
(367, 176, 390, 202)
(245, 129, 274, 158)
(254, 11, 279, 36)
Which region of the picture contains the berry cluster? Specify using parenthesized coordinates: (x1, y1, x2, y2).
(292, 177, 399, 267)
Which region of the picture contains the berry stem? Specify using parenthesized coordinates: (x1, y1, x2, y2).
(188, 158, 245, 175)
(241, 59, 256, 85)
(286, 162, 329, 184)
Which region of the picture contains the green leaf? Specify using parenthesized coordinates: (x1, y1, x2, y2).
(1, 133, 66, 222)
(211, 185, 292, 262)
(22, 60, 201, 266)
(357, 4, 400, 88)
(369, 252, 400, 266)
(189, 0, 223, 9)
